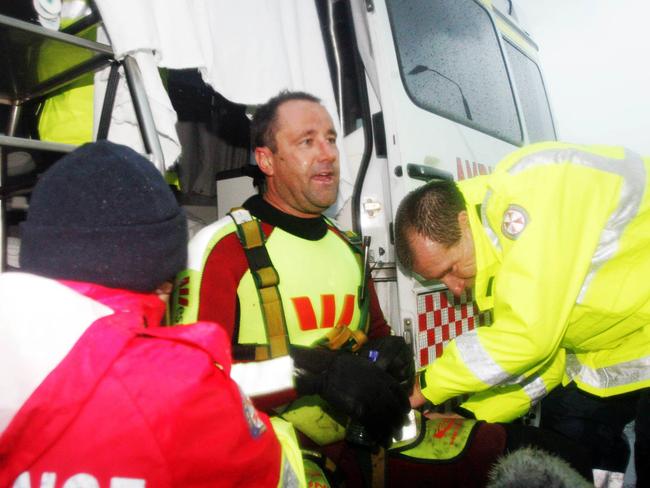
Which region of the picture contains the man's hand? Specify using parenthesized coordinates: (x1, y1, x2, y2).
(409, 372, 428, 409)
(291, 346, 410, 445)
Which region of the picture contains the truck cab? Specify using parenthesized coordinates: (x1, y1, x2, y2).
(317, 0, 556, 369)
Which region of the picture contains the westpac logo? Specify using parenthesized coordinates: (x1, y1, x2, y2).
(291, 294, 355, 330)
(175, 275, 190, 307)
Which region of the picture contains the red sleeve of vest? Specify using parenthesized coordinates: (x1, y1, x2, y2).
(251, 388, 299, 412)
(367, 278, 391, 339)
(197, 232, 248, 339)
(197, 223, 276, 340)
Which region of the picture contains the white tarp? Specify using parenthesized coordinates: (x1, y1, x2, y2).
(94, 0, 353, 213)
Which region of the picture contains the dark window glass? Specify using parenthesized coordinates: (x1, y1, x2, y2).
(386, 0, 522, 144)
(316, 0, 365, 136)
(504, 40, 556, 142)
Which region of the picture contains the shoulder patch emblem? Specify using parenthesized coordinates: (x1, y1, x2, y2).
(239, 387, 267, 438)
(501, 205, 529, 240)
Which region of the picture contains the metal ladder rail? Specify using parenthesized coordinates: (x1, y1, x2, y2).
(0, 12, 165, 270)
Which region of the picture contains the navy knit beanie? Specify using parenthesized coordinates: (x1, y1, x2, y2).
(20, 140, 188, 292)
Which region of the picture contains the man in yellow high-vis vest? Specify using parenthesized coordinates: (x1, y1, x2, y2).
(395, 142, 650, 485)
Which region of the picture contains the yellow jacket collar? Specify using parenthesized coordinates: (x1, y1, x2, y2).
(459, 177, 500, 311)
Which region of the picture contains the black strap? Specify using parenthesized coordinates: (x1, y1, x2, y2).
(96, 62, 120, 140)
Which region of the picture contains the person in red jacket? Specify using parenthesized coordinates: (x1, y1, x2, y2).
(0, 141, 303, 487)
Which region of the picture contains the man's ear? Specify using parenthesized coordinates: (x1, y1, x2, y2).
(457, 210, 469, 227)
(255, 147, 274, 176)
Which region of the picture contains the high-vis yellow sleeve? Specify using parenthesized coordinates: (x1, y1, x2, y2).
(459, 349, 566, 422)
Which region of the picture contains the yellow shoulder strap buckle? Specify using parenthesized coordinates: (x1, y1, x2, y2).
(319, 326, 368, 352)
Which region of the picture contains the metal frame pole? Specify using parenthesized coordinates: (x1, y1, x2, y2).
(121, 55, 165, 172)
(0, 104, 22, 271)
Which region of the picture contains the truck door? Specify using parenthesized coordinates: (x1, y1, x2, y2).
(360, 0, 524, 368)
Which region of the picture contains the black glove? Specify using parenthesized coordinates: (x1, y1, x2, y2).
(291, 346, 410, 445)
(358, 336, 415, 394)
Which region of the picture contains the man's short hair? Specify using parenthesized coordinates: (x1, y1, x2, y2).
(250, 90, 321, 152)
(394, 180, 466, 271)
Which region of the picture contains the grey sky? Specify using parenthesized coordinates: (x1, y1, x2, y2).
(515, 0, 650, 154)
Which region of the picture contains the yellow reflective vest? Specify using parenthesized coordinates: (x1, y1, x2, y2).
(421, 142, 650, 422)
(173, 206, 370, 445)
(37, 1, 95, 145)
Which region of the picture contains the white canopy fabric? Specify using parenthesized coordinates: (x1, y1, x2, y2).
(94, 0, 353, 213)
(93, 46, 179, 171)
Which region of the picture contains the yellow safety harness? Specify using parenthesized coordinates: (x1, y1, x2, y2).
(228, 208, 370, 358)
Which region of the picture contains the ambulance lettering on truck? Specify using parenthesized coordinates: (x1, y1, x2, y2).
(456, 158, 493, 180)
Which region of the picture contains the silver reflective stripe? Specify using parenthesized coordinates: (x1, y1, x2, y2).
(568, 353, 650, 389)
(565, 352, 581, 381)
(521, 374, 547, 404)
(509, 148, 646, 303)
(481, 190, 502, 252)
(455, 330, 511, 386)
(280, 453, 301, 488)
(455, 321, 550, 396)
(455, 330, 542, 388)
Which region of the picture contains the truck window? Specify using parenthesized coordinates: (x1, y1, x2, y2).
(386, 0, 522, 144)
(504, 39, 557, 142)
(316, 0, 365, 136)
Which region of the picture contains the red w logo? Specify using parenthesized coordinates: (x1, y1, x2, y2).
(291, 294, 356, 330)
(176, 276, 190, 307)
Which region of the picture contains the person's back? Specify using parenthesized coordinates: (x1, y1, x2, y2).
(0, 274, 287, 487)
(0, 141, 303, 487)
